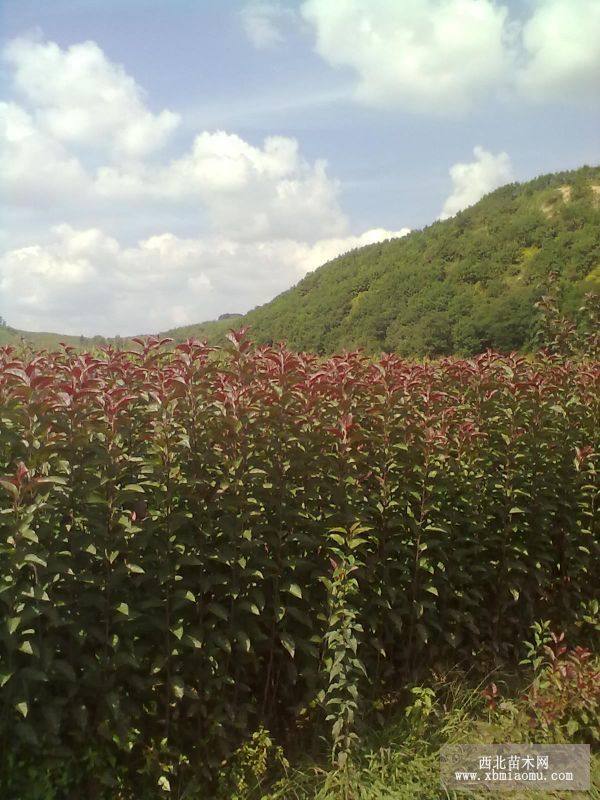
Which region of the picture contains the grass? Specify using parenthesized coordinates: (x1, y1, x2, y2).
(218, 665, 599, 800)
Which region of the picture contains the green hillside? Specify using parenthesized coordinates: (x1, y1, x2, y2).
(159, 164, 600, 356)
(241, 165, 600, 355)
(0, 325, 125, 352)
(0, 319, 233, 354)
(0, 326, 78, 350)
(3, 165, 599, 357)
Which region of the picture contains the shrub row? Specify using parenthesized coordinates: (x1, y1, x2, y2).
(0, 333, 598, 787)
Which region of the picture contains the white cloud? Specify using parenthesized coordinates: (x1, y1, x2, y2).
(0, 226, 211, 335)
(240, 1, 290, 49)
(301, 0, 600, 112)
(518, 0, 600, 102)
(301, 0, 513, 113)
(0, 101, 88, 205)
(6, 118, 340, 243)
(1, 37, 349, 241)
(439, 146, 513, 219)
(0, 35, 412, 335)
(159, 132, 346, 240)
(93, 131, 346, 241)
(0, 225, 408, 336)
(291, 227, 411, 273)
(4, 37, 179, 160)
(4, 28, 547, 342)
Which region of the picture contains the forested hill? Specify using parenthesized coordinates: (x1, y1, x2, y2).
(231, 165, 600, 356)
(160, 164, 600, 357)
(2, 165, 599, 357)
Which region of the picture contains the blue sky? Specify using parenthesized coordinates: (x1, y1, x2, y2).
(1, 0, 599, 335)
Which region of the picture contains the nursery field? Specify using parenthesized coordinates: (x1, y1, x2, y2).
(0, 331, 598, 798)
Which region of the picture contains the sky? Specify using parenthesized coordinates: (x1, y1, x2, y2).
(0, 0, 599, 336)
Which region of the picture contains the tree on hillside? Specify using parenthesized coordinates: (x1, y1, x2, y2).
(241, 165, 600, 357)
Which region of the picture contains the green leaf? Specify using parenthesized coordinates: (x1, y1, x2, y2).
(286, 583, 302, 599)
(115, 602, 129, 616)
(0, 480, 18, 499)
(349, 537, 367, 549)
(15, 701, 28, 718)
(7, 617, 20, 634)
(24, 554, 47, 567)
(158, 775, 171, 792)
(279, 632, 295, 658)
(566, 719, 579, 736)
(0, 672, 13, 688)
(331, 718, 344, 740)
(19, 641, 34, 656)
(40, 476, 68, 486)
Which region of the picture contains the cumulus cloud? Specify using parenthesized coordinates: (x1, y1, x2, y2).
(518, 0, 600, 102)
(0, 37, 349, 233)
(300, 0, 600, 112)
(439, 146, 513, 219)
(0, 225, 408, 336)
(292, 227, 411, 273)
(4, 36, 180, 160)
(0, 226, 212, 335)
(1, 101, 88, 205)
(99, 131, 347, 241)
(0, 35, 410, 335)
(301, 0, 513, 113)
(240, 1, 290, 49)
